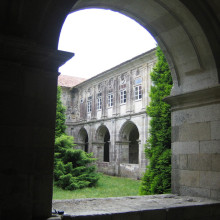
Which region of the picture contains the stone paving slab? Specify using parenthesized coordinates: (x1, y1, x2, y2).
(52, 194, 220, 217)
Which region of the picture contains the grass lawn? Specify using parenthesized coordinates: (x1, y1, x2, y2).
(53, 173, 141, 200)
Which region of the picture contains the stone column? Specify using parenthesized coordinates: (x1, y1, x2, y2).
(139, 114, 148, 174)
(0, 36, 73, 219)
(102, 81, 107, 119)
(121, 143, 129, 163)
(113, 76, 119, 116)
(142, 65, 149, 110)
(88, 124, 93, 153)
(115, 141, 130, 177)
(126, 73, 132, 114)
(116, 141, 130, 164)
(165, 86, 220, 200)
(91, 86, 96, 120)
(74, 142, 84, 151)
(92, 142, 104, 162)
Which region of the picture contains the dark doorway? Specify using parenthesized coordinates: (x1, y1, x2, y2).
(79, 128, 89, 153)
(129, 126, 139, 164)
(104, 130, 110, 162)
(85, 134, 88, 153)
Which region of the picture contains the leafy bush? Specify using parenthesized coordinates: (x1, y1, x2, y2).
(54, 135, 99, 190)
(140, 46, 172, 195)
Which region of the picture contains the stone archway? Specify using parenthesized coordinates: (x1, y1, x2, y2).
(1, 1, 220, 218)
(78, 127, 89, 152)
(66, 1, 220, 200)
(129, 126, 139, 164)
(104, 130, 110, 162)
(70, 0, 219, 96)
(96, 125, 110, 162)
(119, 121, 140, 165)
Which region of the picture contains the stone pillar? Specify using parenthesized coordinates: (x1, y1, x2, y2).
(113, 76, 119, 116)
(139, 114, 148, 174)
(142, 65, 148, 109)
(102, 82, 107, 118)
(88, 124, 93, 153)
(74, 143, 84, 151)
(116, 141, 130, 164)
(121, 144, 129, 163)
(126, 73, 132, 114)
(93, 142, 104, 162)
(91, 86, 96, 120)
(165, 86, 220, 200)
(0, 36, 73, 219)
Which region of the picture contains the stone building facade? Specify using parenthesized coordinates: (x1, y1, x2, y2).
(59, 49, 157, 179)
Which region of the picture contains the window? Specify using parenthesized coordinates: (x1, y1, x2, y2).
(108, 93, 113, 107)
(135, 77, 142, 85)
(87, 96, 92, 113)
(135, 85, 142, 100)
(97, 93, 102, 110)
(120, 90, 126, 104)
(134, 77, 142, 100)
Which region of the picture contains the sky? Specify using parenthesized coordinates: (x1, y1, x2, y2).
(58, 9, 156, 79)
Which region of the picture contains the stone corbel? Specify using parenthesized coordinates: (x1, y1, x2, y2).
(164, 85, 220, 111)
(0, 35, 74, 72)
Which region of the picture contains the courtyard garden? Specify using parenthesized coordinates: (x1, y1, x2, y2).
(53, 174, 141, 200)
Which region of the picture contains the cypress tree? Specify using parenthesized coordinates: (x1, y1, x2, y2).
(140, 46, 173, 195)
(55, 86, 67, 138)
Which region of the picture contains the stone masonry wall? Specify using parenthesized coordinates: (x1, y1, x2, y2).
(165, 86, 220, 200)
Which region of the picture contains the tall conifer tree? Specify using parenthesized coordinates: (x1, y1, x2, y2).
(55, 86, 67, 138)
(140, 46, 172, 195)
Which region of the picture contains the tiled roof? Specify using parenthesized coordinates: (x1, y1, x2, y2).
(58, 75, 86, 87)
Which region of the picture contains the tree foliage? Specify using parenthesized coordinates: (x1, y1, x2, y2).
(55, 86, 66, 138)
(54, 135, 99, 190)
(140, 46, 172, 195)
(54, 87, 99, 190)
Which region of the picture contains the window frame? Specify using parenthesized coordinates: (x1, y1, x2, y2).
(108, 93, 113, 107)
(97, 93, 102, 110)
(120, 89, 126, 104)
(134, 85, 142, 100)
(87, 96, 92, 113)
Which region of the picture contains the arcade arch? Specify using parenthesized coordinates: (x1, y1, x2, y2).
(120, 121, 140, 165)
(70, 0, 219, 95)
(96, 125, 110, 162)
(78, 127, 89, 152)
(63, 1, 220, 201)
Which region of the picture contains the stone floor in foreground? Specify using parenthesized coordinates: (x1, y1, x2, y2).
(52, 194, 220, 217)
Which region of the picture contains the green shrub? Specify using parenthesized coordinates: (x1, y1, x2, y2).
(54, 135, 99, 190)
(140, 46, 172, 195)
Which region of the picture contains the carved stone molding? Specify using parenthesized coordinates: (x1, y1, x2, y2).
(0, 35, 74, 71)
(164, 85, 220, 111)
